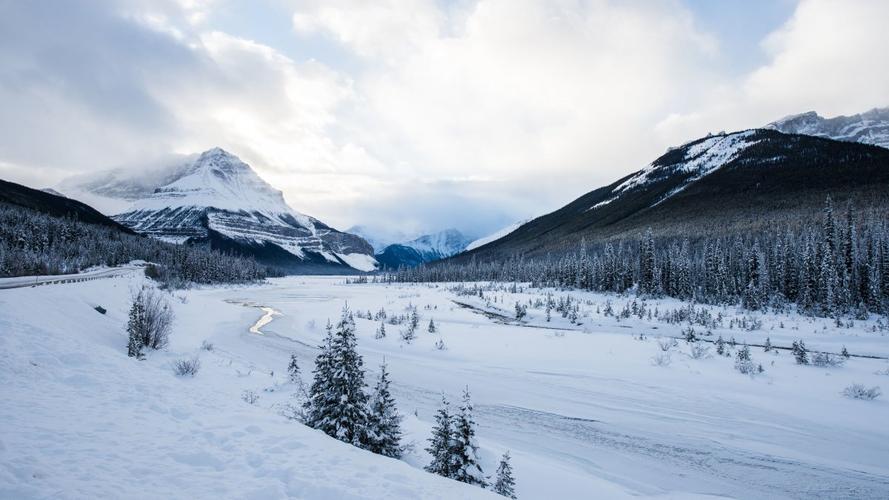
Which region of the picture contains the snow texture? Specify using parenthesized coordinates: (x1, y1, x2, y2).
(3, 272, 889, 498)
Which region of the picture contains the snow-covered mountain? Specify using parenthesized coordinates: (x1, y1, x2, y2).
(766, 107, 889, 149)
(455, 127, 889, 261)
(375, 229, 473, 268)
(465, 219, 531, 252)
(64, 148, 376, 272)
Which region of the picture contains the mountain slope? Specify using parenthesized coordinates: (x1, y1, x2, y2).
(767, 107, 889, 149)
(376, 229, 472, 269)
(0, 178, 133, 233)
(453, 129, 889, 262)
(67, 148, 375, 272)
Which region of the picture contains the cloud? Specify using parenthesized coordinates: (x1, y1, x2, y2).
(654, 0, 889, 146)
(1, 0, 887, 238)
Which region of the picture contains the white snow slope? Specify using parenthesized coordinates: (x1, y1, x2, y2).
(4, 273, 889, 498)
(0, 274, 491, 499)
(465, 220, 531, 251)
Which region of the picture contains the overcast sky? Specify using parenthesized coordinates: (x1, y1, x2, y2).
(1, 0, 887, 239)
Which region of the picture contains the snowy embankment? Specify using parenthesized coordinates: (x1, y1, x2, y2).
(4, 274, 889, 499)
(0, 273, 493, 499)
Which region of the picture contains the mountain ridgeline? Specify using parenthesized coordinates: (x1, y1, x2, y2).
(393, 126, 889, 318)
(375, 229, 473, 269)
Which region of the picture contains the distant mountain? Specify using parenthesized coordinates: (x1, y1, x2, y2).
(766, 107, 889, 149)
(63, 148, 376, 273)
(1, 178, 132, 232)
(376, 229, 473, 269)
(40, 188, 66, 198)
(452, 128, 889, 262)
(345, 225, 412, 254)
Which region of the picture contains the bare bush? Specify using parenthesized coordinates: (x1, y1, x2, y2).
(842, 384, 881, 400)
(241, 389, 260, 404)
(689, 342, 711, 359)
(172, 357, 200, 377)
(434, 339, 446, 350)
(651, 352, 671, 367)
(656, 338, 676, 352)
(128, 287, 174, 356)
(200, 340, 214, 351)
(811, 352, 845, 368)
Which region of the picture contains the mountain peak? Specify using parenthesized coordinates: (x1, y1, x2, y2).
(766, 107, 889, 149)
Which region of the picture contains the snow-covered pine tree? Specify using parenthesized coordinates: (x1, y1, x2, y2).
(792, 340, 809, 365)
(304, 321, 335, 428)
(493, 451, 517, 499)
(126, 295, 145, 358)
(365, 362, 403, 458)
(425, 395, 455, 477)
(715, 335, 726, 356)
(325, 306, 370, 446)
(288, 354, 300, 384)
(763, 337, 772, 352)
(375, 321, 386, 339)
(428, 318, 437, 333)
(451, 387, 487, 487)
(639, 228, 656, 295)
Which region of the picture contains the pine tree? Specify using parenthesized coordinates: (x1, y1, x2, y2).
(841, 345, 850, 359)
(304, 322, 335, 427)
(792, 340, 809, 365)
(451, 387, 487, 487)
(126, 295, 145, 358)
(639, 228, 656, 295)
(763, 337, 772, 352)
(365, 363, 403, 458)
(715, 335, 726, 356)
(306, 308, 370, 447)
(288, 354, 301, 384)
(428, 318, 437, 333)
(375, 321, 386, 339)
(425, 395, 455, 477)
(493, 451, 517, 499)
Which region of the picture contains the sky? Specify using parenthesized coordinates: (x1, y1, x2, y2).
(1, 0, 888, 240)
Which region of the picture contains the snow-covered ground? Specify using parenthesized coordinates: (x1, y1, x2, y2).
(3, 273, 889, 499)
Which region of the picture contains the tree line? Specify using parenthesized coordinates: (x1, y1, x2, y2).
(389, 197, 889, 318)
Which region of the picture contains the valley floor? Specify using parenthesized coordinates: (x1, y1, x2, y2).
(3, 272, 889, 499)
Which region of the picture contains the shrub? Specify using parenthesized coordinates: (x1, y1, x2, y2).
(127, 287, 174, 357)
(200, 340, 214, 351)
(689, 342, 711, 359)
(434, 339, 446, 351)
(651, 352, 671, 367)
(842, 384, 881, 400)
(656, 338, 676, 352)
(241, 389, 260, 405)
(172, 357, 200, 377)
(811, 352, 845, 368)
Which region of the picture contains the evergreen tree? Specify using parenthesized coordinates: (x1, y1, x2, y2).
(304, 322, 335, 427)
(425, 395, 455, 477)
(428, 318, 437, 333)
(639, 228, 656, 295)
(715, 335, 726, 356)
(451, 387, 487, 487)
(306, 309, 370, 447)
(493, 451, 517, 499)
(763, 337, 772, 352)
(365, 363, 403, 458)
(288, 354, 301, 384)
(126, 296, 145, 358)
(375, 321, 386, 339)
(841, 345, 850, 359)
(792, 340, 809, 365)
